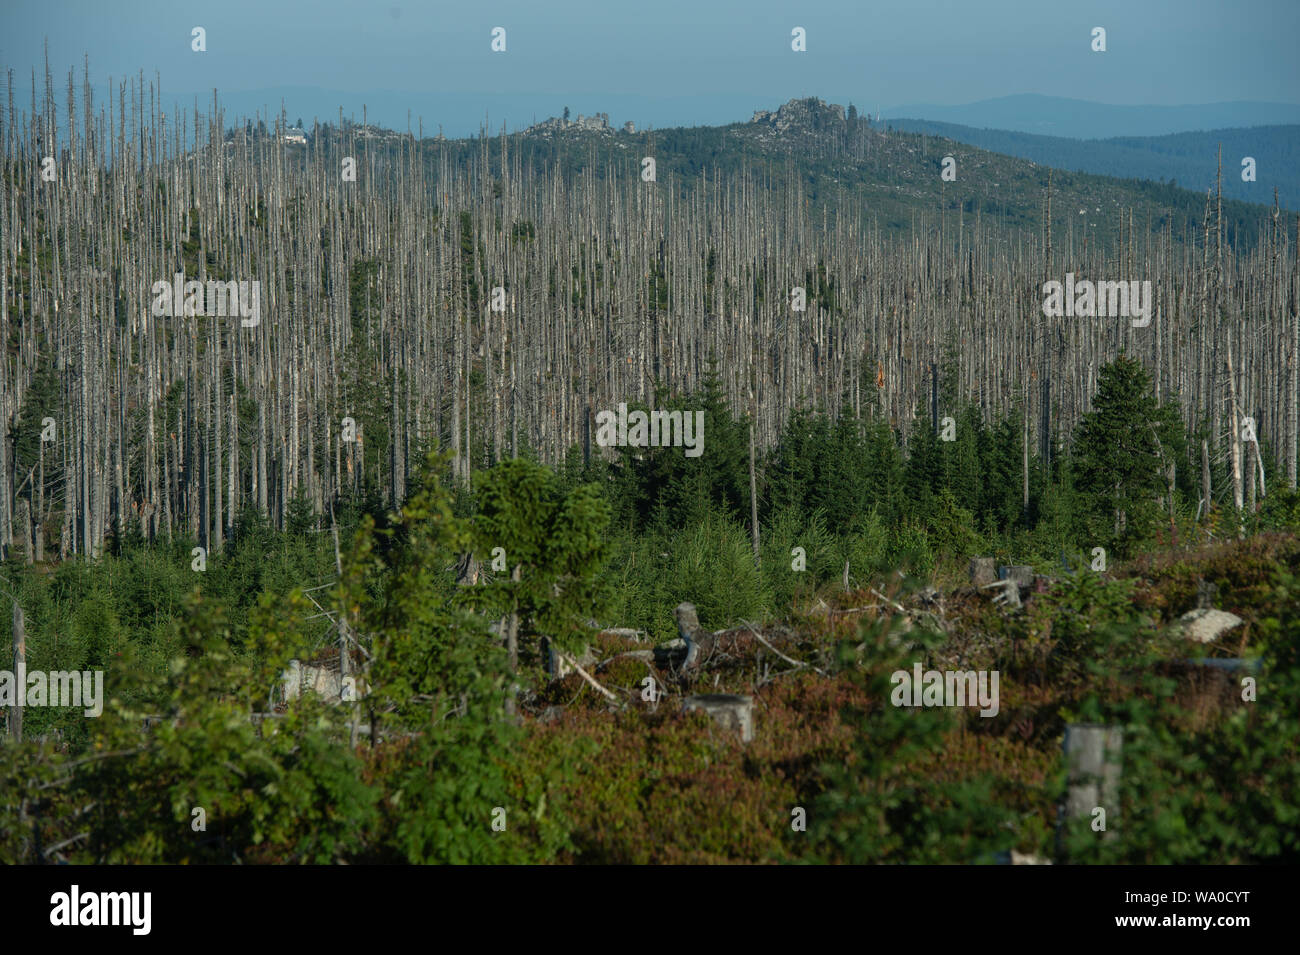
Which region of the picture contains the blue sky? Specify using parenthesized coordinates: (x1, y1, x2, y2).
(2, 0, 1297, 135)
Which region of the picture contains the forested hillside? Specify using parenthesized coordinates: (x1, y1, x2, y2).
(886, 118, 1300, 211)
(433, 97, 1279, 248)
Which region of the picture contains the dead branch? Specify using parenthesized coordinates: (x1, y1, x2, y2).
(870, 587, 907, 614)
(742, 620, 828, 677)
(557, 652, 623, 704)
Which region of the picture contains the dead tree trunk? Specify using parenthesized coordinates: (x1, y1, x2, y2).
(1201, 439, 1212, 523)
(506, 564, 521, 672)
(10, 599, 25, 742)
(748, 388, 760, 569)
(1226, 343, 1245, 537)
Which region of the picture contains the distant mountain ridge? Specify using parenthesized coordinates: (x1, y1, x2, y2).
(881, 94, 1300, 140)
(145, 89, 1300, 143)
(176, 93, 1287, 246)
(885, 119, 1299, 211)
(331, 95, 1277, 251)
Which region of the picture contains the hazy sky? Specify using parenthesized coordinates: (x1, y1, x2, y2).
(2, 0, 1297, 134)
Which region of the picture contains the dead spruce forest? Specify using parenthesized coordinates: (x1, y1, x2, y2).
(3, 67, 1300, 865)
(1, 73, 1297, 558)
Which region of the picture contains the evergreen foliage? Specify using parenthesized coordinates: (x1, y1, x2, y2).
(1072, 354, 1187, 556)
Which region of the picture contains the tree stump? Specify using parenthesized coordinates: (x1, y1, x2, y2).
(969, 557, 997, 589)
(999, 565, 1035, 593)
(1062, 723, 1123, 850)
(675, 602, 717, 671)
(683, 694, 754, 743)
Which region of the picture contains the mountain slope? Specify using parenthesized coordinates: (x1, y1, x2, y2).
(373, 97, 1280, 249)
(885, 120, 1299, 211)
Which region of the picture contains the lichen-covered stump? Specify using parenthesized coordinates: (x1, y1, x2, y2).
(1062, 723, 1123, 850)
(683, 694, 754, 743)
(969, 557, 997, 589)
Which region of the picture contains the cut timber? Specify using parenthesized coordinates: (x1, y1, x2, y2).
(683, 694, 754, 743)
(980, 578, 1022, 610)
(1177, 608, 1243, 644)
(969, 557, 997, 589)
(998, 565, 1035, 593)
(1062, 724, 1123, 848)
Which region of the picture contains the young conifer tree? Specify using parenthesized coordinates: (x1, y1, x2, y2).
(1072, 355, 1186, 554)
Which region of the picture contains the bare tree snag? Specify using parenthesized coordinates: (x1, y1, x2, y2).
(10, 599, 25, 742)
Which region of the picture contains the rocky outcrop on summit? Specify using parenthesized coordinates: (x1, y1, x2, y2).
(733, 97, 875, 156)
(524, 112, 633, 138)
(746, 98, 850, 139)
(750, 97, 846, 130)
